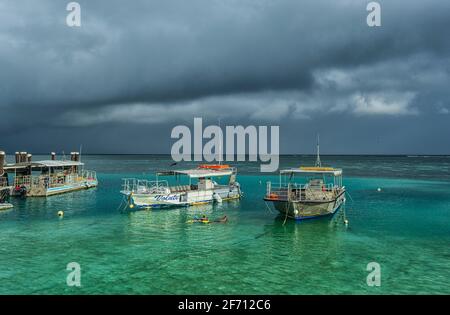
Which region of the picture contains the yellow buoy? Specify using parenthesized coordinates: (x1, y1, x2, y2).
(57, 211, 64, 218)
(129, 204, 135, 209)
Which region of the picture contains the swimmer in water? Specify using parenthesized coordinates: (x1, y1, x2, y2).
(188, 215, 228, 224)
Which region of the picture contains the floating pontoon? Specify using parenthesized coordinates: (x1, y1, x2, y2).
(2, 151, 97, 197)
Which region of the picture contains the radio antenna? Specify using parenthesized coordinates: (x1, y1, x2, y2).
(315, 134, 321, 167)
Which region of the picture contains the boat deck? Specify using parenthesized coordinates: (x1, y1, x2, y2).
(265, 184, 345, 203)
(11, 171, 98, 197)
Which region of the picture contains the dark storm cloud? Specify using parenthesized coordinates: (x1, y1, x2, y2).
(0, 0, 450, 154)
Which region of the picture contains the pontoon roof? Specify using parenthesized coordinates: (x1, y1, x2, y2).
(172, 169, 234, 178)
(280, 167, 342, 176)
(32, 160, 84, 167)
(4, 160, 83, 170)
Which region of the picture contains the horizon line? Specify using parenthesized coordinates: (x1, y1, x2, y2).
(4, 153, 450, 157)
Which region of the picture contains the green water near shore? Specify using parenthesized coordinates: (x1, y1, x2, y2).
(0, 155, 449, 294)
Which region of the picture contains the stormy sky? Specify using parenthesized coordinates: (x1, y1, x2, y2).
(0, 0, 449, 154)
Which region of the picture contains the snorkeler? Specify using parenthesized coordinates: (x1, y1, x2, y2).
(189, 215, 209, 223)
(188, 215, 228, 224)
(213, 215, 228, 223)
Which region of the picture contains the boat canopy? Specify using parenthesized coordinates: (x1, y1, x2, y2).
(280, 166, 342, 176)
(198, 164, 230, 170)
(31, 160, 84, 168)
(4, 160, 84, 171)
(172, 168, 234, 178)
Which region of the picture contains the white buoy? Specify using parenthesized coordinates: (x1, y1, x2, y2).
(344, 219, 349, 226)
(377, 188, 382, 192)
(57, 211, 64, 218)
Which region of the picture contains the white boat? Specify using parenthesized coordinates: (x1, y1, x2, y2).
(264, 137, 346, 220)
(0, 187, 13, 211)
(120, 164, 242, 209)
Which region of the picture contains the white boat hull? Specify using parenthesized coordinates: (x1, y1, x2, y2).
(270, 191, 346, 220)
(123, 186, 241, 209)
(0, 203, 13, 211)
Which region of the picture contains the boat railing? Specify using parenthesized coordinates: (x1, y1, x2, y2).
(14, 171, 97, 189)
(265, 182, 290, 200)
(14, 175, 31, 187)
(266, 182, 338, 202)
(121, 178, 169, 195)
(81, 170, 97, 181)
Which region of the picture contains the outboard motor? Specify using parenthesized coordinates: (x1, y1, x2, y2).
(213, 192, 223, 203)
(14, 185, 27, 197)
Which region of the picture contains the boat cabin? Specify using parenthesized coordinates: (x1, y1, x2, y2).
(266, 167, 344, 203)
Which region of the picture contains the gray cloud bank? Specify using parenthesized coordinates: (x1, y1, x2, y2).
(0, 0, 449, 154)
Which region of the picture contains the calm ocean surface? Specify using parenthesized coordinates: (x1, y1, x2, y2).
(1, 155, 449, 294)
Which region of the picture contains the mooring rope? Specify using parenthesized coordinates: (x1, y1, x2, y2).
(263, 200, 275, 214)
(116, 196, 126, 212)
(346, 190, 354, 204)
(282, 194, 290, 226)
(340, 190, 355, 227)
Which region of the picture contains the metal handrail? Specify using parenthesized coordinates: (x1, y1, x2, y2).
(121, 178, 169, 194)
(13, 171, 97, 189)
(266, 181, 341, 202)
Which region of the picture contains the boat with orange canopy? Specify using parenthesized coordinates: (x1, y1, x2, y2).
(121, 164, 242, 209)
(198, 164, 231, 170)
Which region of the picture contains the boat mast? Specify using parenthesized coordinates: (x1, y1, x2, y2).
(315, 134, 322, 167)
(218, 118, 222, 165)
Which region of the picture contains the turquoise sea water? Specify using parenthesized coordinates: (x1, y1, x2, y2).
(0, 155, 449, 294)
